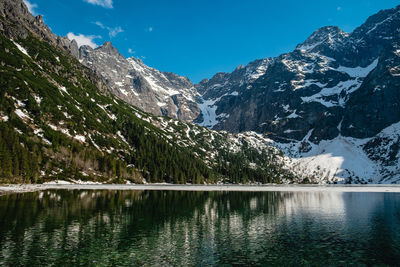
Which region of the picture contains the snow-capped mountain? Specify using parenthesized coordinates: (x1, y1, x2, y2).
(193, 5, 400, 183)
(62, 4, 400, 184)
(198, 6, 400, 138)
(195, 58, 273, 127)
(0, 0, 298, 185)
(77, 42, 200, 121)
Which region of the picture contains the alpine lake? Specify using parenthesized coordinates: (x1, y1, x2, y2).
(0, 189, 400, 266)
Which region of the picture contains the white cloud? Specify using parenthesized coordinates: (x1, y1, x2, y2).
(94, 21, 123, 38)
(67, 32, 100, 48)
(109, 26, 123, 38)
(128, 48, 135, 54)
(83, 0, 113, 9)
(95, 21, 105, 29)
(23, 0, 38, 15)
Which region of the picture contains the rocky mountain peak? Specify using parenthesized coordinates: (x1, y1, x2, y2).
(78, 42, 200, 121)
(57, 36, 79, 59)
(235, 64, 245, 70)
(364, 5, 400, 28)
(296, 26, 348, 52)
(0, 0, 89, 60)
(163, 71, 192, 86)
(2, 0, 400, 183)
(103, 41, 112, 46)
(352, 5, 400, 40)
(34, 14, 44, 25)
(194, 4, 400, 145)
(127, 56, 144, 66)
(0, 0, 56, 43)
(199, 78, 209, 84)
(97, 41, 120, 56)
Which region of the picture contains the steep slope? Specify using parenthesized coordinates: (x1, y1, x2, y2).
(78, 43, 200, 122)
(198, 7, 400, 138)
(0, 0, 296, 184)
(193, 5, 400, 183)
(195, 58, 273, 127)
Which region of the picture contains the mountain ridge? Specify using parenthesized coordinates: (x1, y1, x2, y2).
(59, 3, 400, 183)
(64, 4, 400, 138)
(194, 4, 400, 183)
(2, 0, 400, 184)
(0, 0, 297, 184)
(77, 41, 201, 122)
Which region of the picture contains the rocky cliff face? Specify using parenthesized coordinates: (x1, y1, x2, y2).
(52, 4, 400, 143)
(0, 0, 295, 184)
(0, 0, 81, 58)
(191, 5, 400, 183)
(197, 6, 400, 142)
(77, 43, 200, 121)
(61, 3, 400, 183)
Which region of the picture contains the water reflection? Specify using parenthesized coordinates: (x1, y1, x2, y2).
(0, 190, 399, 266)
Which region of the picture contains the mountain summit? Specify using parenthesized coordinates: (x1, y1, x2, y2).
(2, 0, 400, 184)
(198, 5, 400, 140)
(0, 0, 295, 184)
(76, 41, 200, 121)
(62, 4, 400, 183)
(193, 5, 400, 183)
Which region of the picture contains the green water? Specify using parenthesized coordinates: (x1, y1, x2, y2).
(0, 190, 399, 266)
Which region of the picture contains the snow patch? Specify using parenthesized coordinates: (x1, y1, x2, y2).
(48, 124, 58, 131)
(287, 111, 301, 119)
(14, 109, 31, 121)
(33, 95, 42, 105)
(157, 102, 167, 107)
(284, 129, 300, 134)
(279, 136, 375, 184)
(127, 58, 181, 96)
(59, 86, 69, 95)
(276, 120, 400, 184)
(74, 135, 86, 143)
(301, 79, 362, 107)
(336, 58, 378, 78)
(119, 88, 129, 96)
(198, 98, 218, 128)
(12, 41, 30, 58)
(117, 131, 130, 146)
(63, 112, 72, 119)
(97, 104, 117, 120)
(246, 59, 271, 80)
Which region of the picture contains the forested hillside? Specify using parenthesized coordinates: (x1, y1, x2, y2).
(0, 1, 296, 184)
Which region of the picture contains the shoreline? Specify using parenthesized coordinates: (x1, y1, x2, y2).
(1, 184, 400, 194)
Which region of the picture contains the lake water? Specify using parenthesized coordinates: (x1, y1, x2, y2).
(0, 190, 399, 266)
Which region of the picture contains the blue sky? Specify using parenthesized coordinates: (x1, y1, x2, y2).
(24, 0, 399, 83)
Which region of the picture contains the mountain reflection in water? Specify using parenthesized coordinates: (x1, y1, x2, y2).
(0, 190, 399, 266)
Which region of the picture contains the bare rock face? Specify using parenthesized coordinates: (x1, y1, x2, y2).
(188, 5, 400, 184)
(77, 42, 200, 121)
(2, 0, 400, 183)
(195, 5, 400, 144)
(0, 0, 85, 59)
(57, 36, 79, 59)
(72, 4, 400, 155)
(0, 1, 54, 42)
